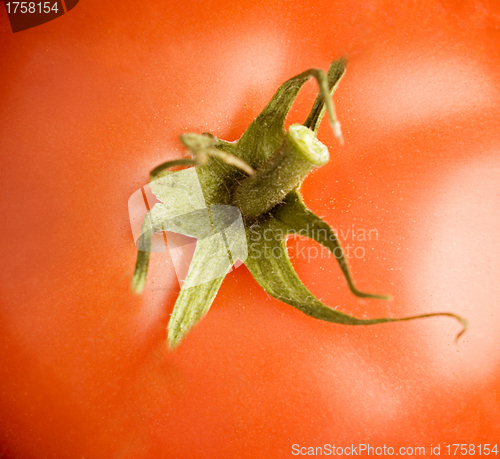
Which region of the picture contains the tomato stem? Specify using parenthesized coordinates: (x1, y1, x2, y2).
(233, 124, 329, 218)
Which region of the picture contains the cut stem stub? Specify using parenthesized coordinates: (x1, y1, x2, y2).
(233, 124, 329, 218)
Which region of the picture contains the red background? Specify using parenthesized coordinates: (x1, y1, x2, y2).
(1, 1, 500, 457)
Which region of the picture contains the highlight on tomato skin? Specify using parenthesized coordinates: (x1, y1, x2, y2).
(1, 0, 500, 458)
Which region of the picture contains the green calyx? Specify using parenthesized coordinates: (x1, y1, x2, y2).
(131, 57, 468, 348)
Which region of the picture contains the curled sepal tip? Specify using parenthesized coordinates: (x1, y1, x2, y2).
(181, 133, 255, 176)
(245, 211, 467, 342)
(271, 191, 391, 301)
(235, 58, 347, 170)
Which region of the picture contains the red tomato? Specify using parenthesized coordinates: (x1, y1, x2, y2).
(1, 1, 500, 457)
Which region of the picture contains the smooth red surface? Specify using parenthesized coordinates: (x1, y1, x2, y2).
(1, 1, 500, 458)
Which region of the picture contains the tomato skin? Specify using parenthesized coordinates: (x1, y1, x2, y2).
(1, 1, 500, 458)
